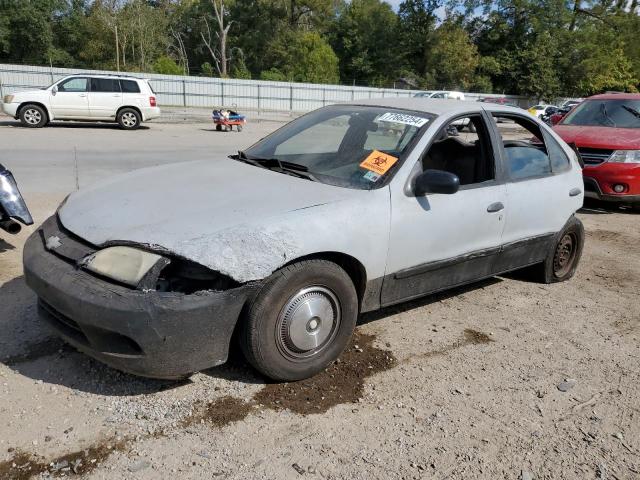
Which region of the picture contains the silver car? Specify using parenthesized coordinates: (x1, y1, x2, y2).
(23, 99, 585, 381)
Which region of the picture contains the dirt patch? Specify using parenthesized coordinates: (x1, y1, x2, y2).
(0, 438, 128, 479)
(186, 396, 256, 428)
(182, 330, 397, 427)
(588, 229, 640, 252)
(254, 330, 397, 415)
(407, 328, 494, 362)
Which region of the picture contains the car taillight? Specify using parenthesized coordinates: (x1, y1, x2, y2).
(149, 96, 156, 107)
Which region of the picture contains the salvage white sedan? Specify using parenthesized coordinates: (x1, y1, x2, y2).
(24, 99, 585, 381)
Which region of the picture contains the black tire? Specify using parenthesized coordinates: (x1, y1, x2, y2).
(117, 108, 141, 130)
(216, 124, 222, 131)
(240, 260, 358, 381)
(237, 125, 243, 132)
(19, 104, 47, 128)
(538, 216, 584, 283)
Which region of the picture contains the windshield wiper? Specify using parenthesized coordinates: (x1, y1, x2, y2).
(600, 102, 616, 127)
(234, 151, 317, 181)
(621, 104, 640, 120)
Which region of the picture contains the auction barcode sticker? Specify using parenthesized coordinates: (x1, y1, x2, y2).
(377, 112, 429, 128)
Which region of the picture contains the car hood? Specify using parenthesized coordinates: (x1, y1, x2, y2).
(12, 89, 48, 100)
(59, 159, 360, 282)
(553, 125, 640, 150)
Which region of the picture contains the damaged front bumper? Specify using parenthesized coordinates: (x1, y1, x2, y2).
(23, 225, 259, 379)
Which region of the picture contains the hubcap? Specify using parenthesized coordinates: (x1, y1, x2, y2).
(553, 233, 576, 277)
(122, 112, 137, 127)
(276, 286, 341, 359)
(24, 109, 41, 125)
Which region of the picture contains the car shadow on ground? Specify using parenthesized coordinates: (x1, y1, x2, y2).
(579, 199, 638, 215)
(1, 273, 511, 396)
(0, 120, 149, 130)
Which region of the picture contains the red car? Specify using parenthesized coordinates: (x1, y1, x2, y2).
(553, 93, 640, 210)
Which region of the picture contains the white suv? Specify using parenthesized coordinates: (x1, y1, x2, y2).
(1, 74, 161, 130)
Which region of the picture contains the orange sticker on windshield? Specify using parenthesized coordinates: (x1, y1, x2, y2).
(360, 150, 398, 175)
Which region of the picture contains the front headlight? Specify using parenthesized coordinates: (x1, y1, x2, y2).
(82, 246, 168, 287)
(3, 95, 14, 103)
(609, 150, 640, 163)
(0, 167, 33, 225)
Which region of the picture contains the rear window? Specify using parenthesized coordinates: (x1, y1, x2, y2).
(91, 78, 121, 93)
(120, 80, 141, 93)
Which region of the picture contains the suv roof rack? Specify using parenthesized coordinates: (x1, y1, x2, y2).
(66, 73, 141, 79)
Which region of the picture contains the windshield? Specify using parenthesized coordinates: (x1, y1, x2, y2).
(561, 99, 640, 128)
(241, 105, 432, 189)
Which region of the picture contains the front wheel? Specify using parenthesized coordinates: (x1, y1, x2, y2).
(117, 108, 141, 130)
(19, 104, 47, 128)
(240, 260, 358, 381)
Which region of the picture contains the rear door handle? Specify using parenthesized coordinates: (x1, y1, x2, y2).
(78, 94, 87, 97)
(487, 202, 504, 213)
(569, 188, 582, 197)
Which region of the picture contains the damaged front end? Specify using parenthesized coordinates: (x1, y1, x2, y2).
(23, 215, 259, 379)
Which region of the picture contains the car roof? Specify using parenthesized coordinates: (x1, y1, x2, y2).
(586, 93, 640, 100)
(343, 97, 524, 116)
(65, 73, 146, 81)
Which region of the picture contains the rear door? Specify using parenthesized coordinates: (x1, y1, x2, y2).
(487, 110, 583, 271)
(88, 77, 122, 119)
(50, 77, 90, 118)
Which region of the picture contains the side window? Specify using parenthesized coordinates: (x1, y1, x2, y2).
(90, 78, 121, 93)
(120, 80, 141, 93)
(542, 130, 571, 172)
(57, 78, 87, 93)
(492, 114, 551, 180)
(421, 115, 495, 186)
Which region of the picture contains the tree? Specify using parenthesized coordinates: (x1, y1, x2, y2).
(201, 0, 233, 77)
(425, 20, 480, 90)
(329, 0, 401, 86)
(153, 55, 184, 75)
(398, 0, 440, 76)
(261, 31, 339, 83)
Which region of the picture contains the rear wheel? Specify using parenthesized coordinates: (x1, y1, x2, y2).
(19, 104, 47, 128)
(215, 124, 222, 131)
(237, 124, 243, 132)
(539, 216, 584, 283)
(117, 108, 141, 130)
(240, 260, 358, 381)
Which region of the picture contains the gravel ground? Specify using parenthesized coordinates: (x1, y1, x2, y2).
(0, 117, 638, 480)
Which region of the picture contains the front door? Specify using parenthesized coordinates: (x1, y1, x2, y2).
(382, 114, 507, 306)
(49, 77, 90, 118)
(88, 77, 123, 119)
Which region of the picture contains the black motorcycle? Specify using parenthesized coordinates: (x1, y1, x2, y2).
(0, 164, 33, 234)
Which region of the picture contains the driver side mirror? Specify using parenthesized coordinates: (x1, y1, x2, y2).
(413, 169, 460, 196)
(51, 85, 58, 95)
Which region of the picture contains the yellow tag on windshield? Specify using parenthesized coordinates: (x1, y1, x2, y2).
(360, 150, 398, 175)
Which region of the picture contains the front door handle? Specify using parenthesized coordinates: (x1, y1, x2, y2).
(569, 188, 582, 197)
(487, 202, 504, 213)
(78, 94, 87, 98)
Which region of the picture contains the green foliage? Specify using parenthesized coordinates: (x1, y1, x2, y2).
(154, 55, 184, 75)
(260, 31, 339, 83)
(329, 0, 401, 86)
(424, 20, 480, 90)
(201, 62, 215, 77)
(0, 0, 639, 97)
(231, 55, 252, 79)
